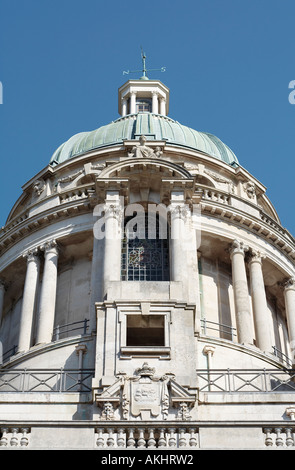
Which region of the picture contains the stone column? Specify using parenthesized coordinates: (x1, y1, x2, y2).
(152, 92, 159, 114)
(36, 240, 59, 345)
(229, 239, 253, 345)
(160, 97, 166, 115)
(169, 191, 191, 283)
(103, 191, 123, 297)
(248, 250, 272, 353)
(18, 249, 40, 352)
(130, 92, 136, 114)
(283, 278, 295, 361)
(0, 279, 5, 325)
(122, 98, 127, 117)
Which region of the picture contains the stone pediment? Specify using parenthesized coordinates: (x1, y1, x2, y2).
(94, 363, 197, 421)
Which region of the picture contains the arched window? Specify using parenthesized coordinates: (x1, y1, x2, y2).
(121, 213, 169, 281)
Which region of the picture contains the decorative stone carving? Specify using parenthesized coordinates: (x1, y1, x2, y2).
(128, 135, 162, 158)
(280, 277, 295, 290)
(94, 363, 196, 421)
(57, 169, 84, 184)
(243, 181, 256, 199)
(247, 248, 266, 264)
(33, 179, 46, 196)
(228, 239, 249, 258)
(170, 204, 191, 222)
(101, 402, 115, 420)
(91, 162, 106, 171)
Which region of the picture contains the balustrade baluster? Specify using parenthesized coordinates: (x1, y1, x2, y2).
(20, 428, 29, 447)
(168, 428, 176, 447)
(147, 428, 156, 448)
(275, 427, 284, 447)
(127, 428, 136, 448)
(137, 428, 146, 448)
(96, 428, 104, 448)
(10, 428, 19, 447)
(117, 428, 125, 447)
(0, 428, 8, 447)
(158, 428, 166, 447)
(285, 428, 294, 447)
(179, 428, 187, 447)
(189, 428, 197, 447)
(264, 428, 273, 446)
(106, 427, 115, 447)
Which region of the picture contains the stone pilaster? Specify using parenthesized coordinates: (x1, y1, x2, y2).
(18, 249, 40, 352)
(130, 92, 136, 114)
(169, 192, 191, 283)
(103, 192, 123, 297)
(36, 240, 59, 345)
(152, 91, 159, 114)
(282, 277, 295, 361)
(0, 279, 6, 325)
(229, 239, 253, 345)
(248, 249, 272, 353)
(160, 97, 166, 115)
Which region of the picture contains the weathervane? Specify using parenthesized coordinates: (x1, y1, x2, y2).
(123, 48, 166, 80)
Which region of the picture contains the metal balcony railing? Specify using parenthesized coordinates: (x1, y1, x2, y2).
(200, 318, 237, 341)
(197, 368, 295, 393)
(52, 318, 89, 341)
(0, 368, 95, 393)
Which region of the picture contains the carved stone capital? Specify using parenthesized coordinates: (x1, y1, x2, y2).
(228, 239, 249, 258)
(170, 204, 191, 221)
(23, 247, 40, 264)
(280, 277, 295, 291)
(286, 407, 295, 420)
(248, 249, 266, 265)
(40, 239, 59, 257)
(104, 203, 124, 222)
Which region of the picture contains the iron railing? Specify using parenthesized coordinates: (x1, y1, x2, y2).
(200, 318, 237, 341)
(0, 368, 95, 393)
(0, 368, 294, 394)
(1, 345, 18, 364)
(272, 346, 293, 368)
(197, 368, 295, 393)
(52, 319, 89, 341)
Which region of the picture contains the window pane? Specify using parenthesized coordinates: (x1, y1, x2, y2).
(121, 214, 169, 281)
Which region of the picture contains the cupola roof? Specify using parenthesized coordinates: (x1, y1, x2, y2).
(49, 113, 239, 167)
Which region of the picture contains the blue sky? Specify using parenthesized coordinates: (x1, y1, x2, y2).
(0, 0, 294, 236)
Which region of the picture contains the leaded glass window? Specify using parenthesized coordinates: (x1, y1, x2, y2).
(121, 214, 169, 281)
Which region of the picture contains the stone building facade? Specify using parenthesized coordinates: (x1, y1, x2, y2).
(0, 76, 295, 450)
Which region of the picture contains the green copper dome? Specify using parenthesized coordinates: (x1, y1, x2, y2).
(49, 113, 239, 166)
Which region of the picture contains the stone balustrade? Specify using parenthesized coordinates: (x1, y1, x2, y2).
(0, 427, 30, 447)
(264, 427, 295, 447)
(95, 425, 198, 449)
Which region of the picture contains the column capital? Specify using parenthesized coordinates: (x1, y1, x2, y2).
(104, 203, 124, 222)
(23, 247, 40, 264)
(248, 248, 266, 265)
(170, 204, 190, 221)
(280, 277, 295, 291)
(203, 345, 216, 355)
(40, 239, 59, 256)
(228, 239, 249, 258)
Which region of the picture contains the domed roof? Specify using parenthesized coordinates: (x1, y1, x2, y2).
(49, 113, 239, 167)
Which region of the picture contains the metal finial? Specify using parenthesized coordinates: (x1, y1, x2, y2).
(123, 48, 166, 80)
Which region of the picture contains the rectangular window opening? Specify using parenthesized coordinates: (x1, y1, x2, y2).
(126, 315, 165, 347)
